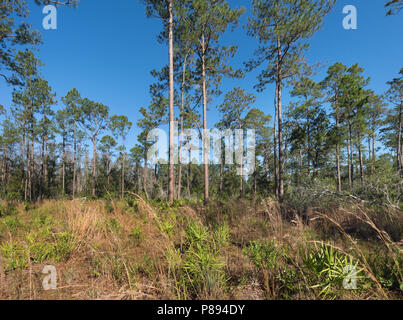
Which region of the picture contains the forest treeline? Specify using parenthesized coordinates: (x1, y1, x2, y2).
(0, 0, 402, 205)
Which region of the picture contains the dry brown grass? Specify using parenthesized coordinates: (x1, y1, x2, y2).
(0, 196, 401, 300)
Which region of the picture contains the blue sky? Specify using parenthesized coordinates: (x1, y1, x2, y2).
(0, 0, 402, 151)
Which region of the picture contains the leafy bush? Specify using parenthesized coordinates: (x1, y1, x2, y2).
(25, 229, 75, 263)
(159, 219, 175, 238)
(52, 231, 75, 261)
(244, 240, 280, 270)
(303, 242, 363, 299)
(0, 241, 27, 271)
(181, 222, 228, 299)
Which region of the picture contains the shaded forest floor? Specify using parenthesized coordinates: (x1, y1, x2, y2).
(0, 196, 401, 300)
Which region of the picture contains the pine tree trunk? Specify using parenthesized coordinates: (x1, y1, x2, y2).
(84, 151, 89, 195)
(278, 81, 284, 201)
(276, 37, 284, 202)
(24, 133, 28, 201)
(2, 145, 8, 194)
(306, 103, 311, 177)
(168, 0, 175, 203)
(62, 136, 66, 195)
(73, 120, 77, 199)
(21, 129, 25, 198)
(239, 127, 243, 196)
(348, 123, 354, 188)
(177, 120, 183, 199)
(77, 149, 82, 194)
(30, 120, 34, 201)
(44, 142, 48, 194)
(372, 124, 376, 174)
(143, 154, 149, 200)
(358, 133, 364, 185)
(187, 149, 191, 198)
(397, 104, 402, 177)
(92, 136, 97, 198)
(177, 54, 188, 200)
(253, 151, 257, 198)
(121, 136, 125, 200)
(335, 111, 342, 193)
(5, 145, 8, 194)
(202, 33, 209, 205)
(273, 85, 278, 196)
(240, 167, 243, 196)
(219, 154, 223, 194)
(40, 112, 46, 200)
(107, 157, 111, 186)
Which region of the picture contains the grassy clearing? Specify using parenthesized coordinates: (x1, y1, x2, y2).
(0, 196, 401, 300)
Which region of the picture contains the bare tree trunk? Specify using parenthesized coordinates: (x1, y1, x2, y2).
(27, 89, 33, 201)
(372, 125, 376, 174)
(276, 37, 284, 202)
(239, 127, 243, 196)
(278, 81, 284, 201)
(91, 113, 98, 198)
(136, 163, 141, 192)
(62, 137, 66, 194)
(2, 145, 8, 194)
(397, 104, 402, 177)
(202, 33, 209, 205)
(335, 112, 342, 193)
(24, 146, 28, 201)
(5, 145, 8, 194)
(240, 167, 243, 196)
(187, 148, 191, 199)
(40, 112, 46, 200)
(347, 144, 351, 189)
(219, 153, 223, 194)
(77, 149, 82, 194)
(143, 154, 149, 200)
(273, 85, 278, 196)
(84, 151, 89, 195)
(168, 0, 175, 203)
(121, 136, 125, 200)
(305, 98, 311, 177)
(25, 130, 29, 201)
(358, 134, 364, 185)
(29, 118, 34, 201)
(92, 136, 97, 198)
(348, 123, 354, 188)
(40, 134, 44, 199)
(177, 54, 188, 200)
(177, 120, 183, 199)
(253, 151, 257, 198)
(21, 128, 25, 198)
(107, 158, 111, 186)
(73, 120, 77, 199)
(44, 142, 48, 194)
